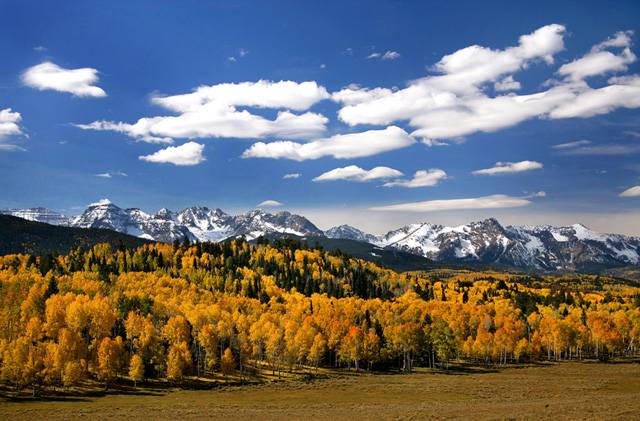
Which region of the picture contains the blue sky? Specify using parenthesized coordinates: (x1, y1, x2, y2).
(1, 0, 640, 234)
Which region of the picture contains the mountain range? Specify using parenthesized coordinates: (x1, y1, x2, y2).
(2, 199, 639, 273)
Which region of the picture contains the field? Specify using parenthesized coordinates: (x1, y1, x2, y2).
(1, 361, 639, 420)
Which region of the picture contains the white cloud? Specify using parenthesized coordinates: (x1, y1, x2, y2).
(313, 165, 403, 183)
(558, 143, 640, 156)
(334, 26, 640, 142)
(22, 61, 106, 97)
(337, 25, 566, 130)
(331, 85, 394, 106)
(96, 171, 128, 178)
(0, 108, 24, 151)
(367, 51, 401, 60)
(151, 80, 328, 113)
(620, 186, 640, 197)
(370, 194, 533, 212)
(557, 31, 635, 81)
(382, 51, 401, 60)
(0, 144, 26, 152)
(239, 48, 249, 57)
(383, 169, 448, 188)
(33, 46, 47, 52)
(624, 131, 640, 139)
(0, 108, 23, 138)
(139, 141, 205, 166)
(552, 139, 592, 149)
(597, 30, 634, 50)
(242, 126, 415, 161)
(472, 160, 543, 175)
(494, 75, 521, 91)
(527, 191, 547, 198)
(283, 173, 301, 179)
(548, 75, 640, 119)
(228, 56, 237, 62)
(257, 200, 283, 207)
(77, 80, 329, 143)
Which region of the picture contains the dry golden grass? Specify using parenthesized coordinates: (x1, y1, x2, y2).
(1, 361, 639, 420)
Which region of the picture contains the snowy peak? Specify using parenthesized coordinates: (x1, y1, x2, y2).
(175, 206, 234, 242)
(232, 209, 322, 240)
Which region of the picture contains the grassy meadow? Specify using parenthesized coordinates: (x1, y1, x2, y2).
(1, 361, 639, 420)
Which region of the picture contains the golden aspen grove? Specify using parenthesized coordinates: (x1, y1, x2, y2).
(1, 238, 639, 397)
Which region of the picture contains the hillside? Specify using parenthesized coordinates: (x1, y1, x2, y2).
(0, 214, 152, 255)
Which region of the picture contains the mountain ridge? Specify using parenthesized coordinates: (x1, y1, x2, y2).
(2, 201, 639, 273)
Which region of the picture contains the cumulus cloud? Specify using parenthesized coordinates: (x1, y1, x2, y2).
(557, 31, 635, 81)
(139, 141, 205, 166)
(242, 126, 415, 161)
(331, 85, 394, 106)
(0, 108, 23, 138)
(22, 61, 106, 97)
(334, 26, 640, 142)
(552, 139, 592, 149)
(313, 165, 403, 183)
(257, 200, 283, 207)
(370, 194, 533, 212)
(472, 160, 543, 175)
(548, 75, 640, 119)
(494, 75, 521, 91)
(77, 80, 330, 143)
(338, 24, 566, 127)
(620, 186, 640, 197)
(95, 171, 128, 178)
(151, 80, 328, 112)
(283, 173, 301, 179)
(383, 169, 448, 188)
(0, 108, 24, 151)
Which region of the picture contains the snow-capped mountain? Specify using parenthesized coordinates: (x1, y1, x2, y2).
(0, 207, 71, 226)
(70, 199, 193, 242)
(40, 199, 323, 243)
(233, 209, 323, 239)
(4, 201, 639, 272)
(325, 218, 640, 272)
(175, 207, 235, 242)
(324, 224, 381, 244)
